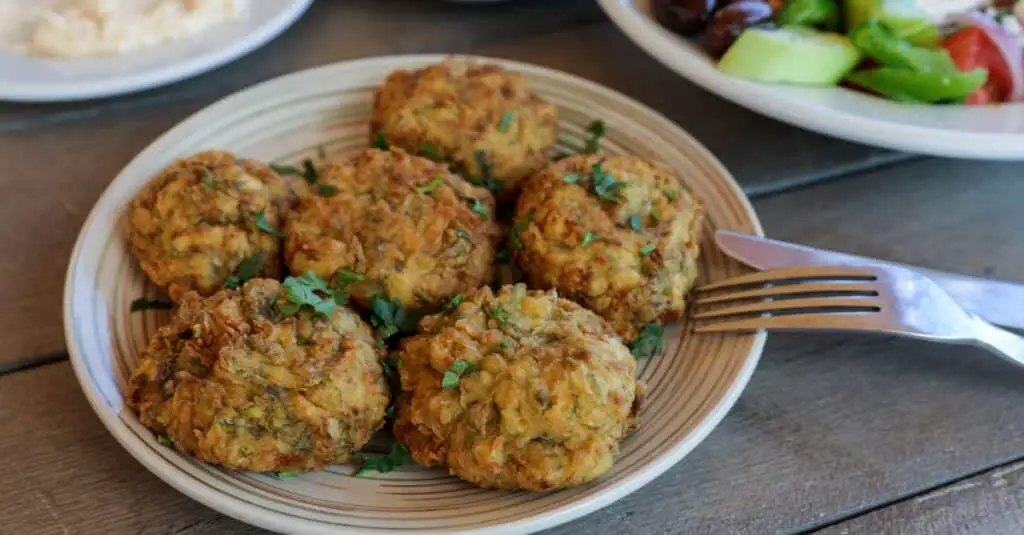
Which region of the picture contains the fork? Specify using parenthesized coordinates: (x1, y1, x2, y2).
(690, 264, 1024, 368)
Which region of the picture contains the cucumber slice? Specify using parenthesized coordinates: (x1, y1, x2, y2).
(717, 27, 862, 86)
(845, 0, 940, 47)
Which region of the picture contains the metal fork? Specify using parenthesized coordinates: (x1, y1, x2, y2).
(690, 264, 1024, 368)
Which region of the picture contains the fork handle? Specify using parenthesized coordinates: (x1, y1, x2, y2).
(971, 317, 1024, 368)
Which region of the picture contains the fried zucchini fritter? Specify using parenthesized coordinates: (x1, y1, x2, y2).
(127, 150, 292, 302)
(127, 278, 389, 473)
(512, 154, 703, 343)
(284, 148, 500, 311)
(394, 284, 643, 491)
(370, 59, 559, 201)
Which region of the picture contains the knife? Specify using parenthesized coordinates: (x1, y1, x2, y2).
(715, 230, 1024, 331)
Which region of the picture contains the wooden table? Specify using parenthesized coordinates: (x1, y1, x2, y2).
(4, 1, 1023, 533)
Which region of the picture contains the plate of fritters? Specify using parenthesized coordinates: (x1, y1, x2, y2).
(63, 55, 765, 534)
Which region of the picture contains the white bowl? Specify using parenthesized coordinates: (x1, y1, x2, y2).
(599, 0, 1024, 160)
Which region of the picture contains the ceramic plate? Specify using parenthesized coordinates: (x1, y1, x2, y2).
(0, 0, 313, 102)
(599, 0, 1024, 160)
(63, 54, 766, 534)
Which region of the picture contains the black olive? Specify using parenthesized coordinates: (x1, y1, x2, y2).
(651, 0, 719, 36)
(704, 1, 775, 57)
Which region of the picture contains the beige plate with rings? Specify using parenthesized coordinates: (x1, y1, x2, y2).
(62, 54, 766, 534)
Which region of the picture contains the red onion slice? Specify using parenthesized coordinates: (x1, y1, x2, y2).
(947, 11, 1024, 102)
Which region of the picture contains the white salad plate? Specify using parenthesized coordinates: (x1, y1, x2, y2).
(599, 0, 1024, 160)
(63, 54, 765, 534)
(0, 0, 313, 102)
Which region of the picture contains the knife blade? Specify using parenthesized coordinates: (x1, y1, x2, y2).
(715, 230, 1024, 331)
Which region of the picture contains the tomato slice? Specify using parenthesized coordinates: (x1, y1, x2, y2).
(942, 27, 1013, 105)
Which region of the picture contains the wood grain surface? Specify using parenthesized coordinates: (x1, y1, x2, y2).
(7, 157, 1024, 534)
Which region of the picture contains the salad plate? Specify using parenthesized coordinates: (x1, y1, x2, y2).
(599, 0, 1024, 160)
(63, 54, 765, 534)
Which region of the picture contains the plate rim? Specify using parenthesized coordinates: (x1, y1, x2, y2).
(597, 0, 1024, 160)
(0, 0, 314, 102)
(62, 53, 768, 535)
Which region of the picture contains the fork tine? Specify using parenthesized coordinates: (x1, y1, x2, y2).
(691, 296, 880, 320)
(696, 265, 878, 292)
(693, 311, 883, 333)
(693, 282, 879, 306)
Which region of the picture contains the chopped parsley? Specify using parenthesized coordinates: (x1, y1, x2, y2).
(277, 271, 337, 318)
(630, 323, 665, 359)
(316, 184, 338, 197)
(224, 251, 265, 289)
(509, 211, 535, 250)
(415, 175, 445, 195)
(381, 352, 403, 419)
(562, 172, 583, 184)
(445, 294, 464, 312)
(583, 120, 605, 154)
(489, 304, 512, 324)
(467, 197, 490, 220)
(498, 110, 515, 132)
(255, 209, 284, 237)
(640, 242, 656, 256)
(272, 471, 303, 479)
(470, 151, 499, 192)
(420, 142, 442, 161)
(442, 359, 478, 389)
(372, 132, 390, 150)
(379, 354, 400, 383)
(331, 269, 365, 305)
(592, 162, 625, 203)
(272, 159, 318, 184)
(130, 298, 173, 312)
(301, 159, 318, 184)
(651, 212, 662, 222)
(370, 294, 416, 340)
(664, 189, 679, 201)
(581, 231, 600, 248)
(200, 169, 216, 188)
(355, 442, 409, 476)
(628, 215, 642, 232)
(499, 339, 510, 348)
(156, 435, 174, 447)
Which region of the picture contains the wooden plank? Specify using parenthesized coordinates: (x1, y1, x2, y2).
(818, 461, 1024, 535)
(0, 0, 604, 129)
(473, 24, 910, 194)
(9, 158, 1024, 534)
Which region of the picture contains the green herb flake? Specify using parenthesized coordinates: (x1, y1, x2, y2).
(442, 359, 478, 389)
(255, 209, 284, 237)
(380, 357, 399, 383)
(630, 323, 664, 359)
(499, 339, 510, 348)
(640, 242, 656, 256)
(470, 151, 499, 192)
(468, 198, 490, 220)
(592, 162, 625, 203)
(276, 271, 337, 318)
(355, 442, 409, 477)
(445, 294, 464, 312)
(372, 132, 390, 150)
(583, 120, 605, 154)
(224, 251, 265, 289)
(509, 211, 535, 250)
(489, 304, 512, 324)
(420, 142, 441, 161)
(628, 215, 642, 232)
(271, 163, 303, 178)
(200, 169, 216, 188)
(562, 172, 583, 184)
(369, 294, 413, 341)
(651, 212, 662, 222)
(581, 232, 600, 248)
(156, 435, 174, 448)
(415, 175, 445, 195)
(130, 298, 173, 312)
(272, 471, 303, 479)
(498, 110, 515, 132)
(664, 189, 678, 201)
(316, 184, 338, 197)
(385, 404, 397, 418)
(301, 159, 318, 184)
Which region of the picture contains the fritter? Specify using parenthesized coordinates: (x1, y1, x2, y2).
(284, 148, 500, 312)
(512, 154, 703, 343)
(127, 278, 389, 473)
(127, 150, 292, 302)
(393, 284, 643, 492)
(370, 59, 559, 201)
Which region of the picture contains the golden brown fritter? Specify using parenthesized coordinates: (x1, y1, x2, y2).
(127, 150, 292, 302)
(393, 284, 643, 492)
(512, 154, 703, 343)
(370, 59, 559, 201)
(284, 148, 500, 311)
(127, 278, 389, 473)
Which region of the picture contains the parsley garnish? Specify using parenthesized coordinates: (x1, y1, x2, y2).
(355, 442, 409, 476)
(562, 172, 583, 184)
(372, 132, 390, 150)
(640, 242, 656, 256)
(445, 294, 464, 312)
(420, 142, 441, 161)
(316, 184, 338, 197)
(272, 159, 318, 184)
(330, 269, 364, 305)
(630, 323, 664, 359)
(592, 163, 625, 203)
(224, 251, 265, 289)
(380, 355, 399, 383)
(470, 151, 499, 192)
(130, 298, 173, 312)
(651, 212, 662, 222)
(415, 175, 445, 195)
(628, 215, 642, 232)
(301, 159, 318, 184)
(581, 232, 600, 248)
(271, 163, 301, 178)
(664, 189, 678, 201)
(583, 120, 605, 154)
(498, 110, 515, 132)
(272, 471, 303, 479)
(157, 435, 173, 447)
(370, 294, 412, 340)
(509, 211, 534, 250)
(200, 169, 216, 188)
(255, 209, 283, 237)
(442, 359, 478, 389)
(499, 339, 510, 349)
(489, 304, 512, 324)
(467, 198, 490, 220)
(276, 271, 337, 318)
(381, 352, 403, 419)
